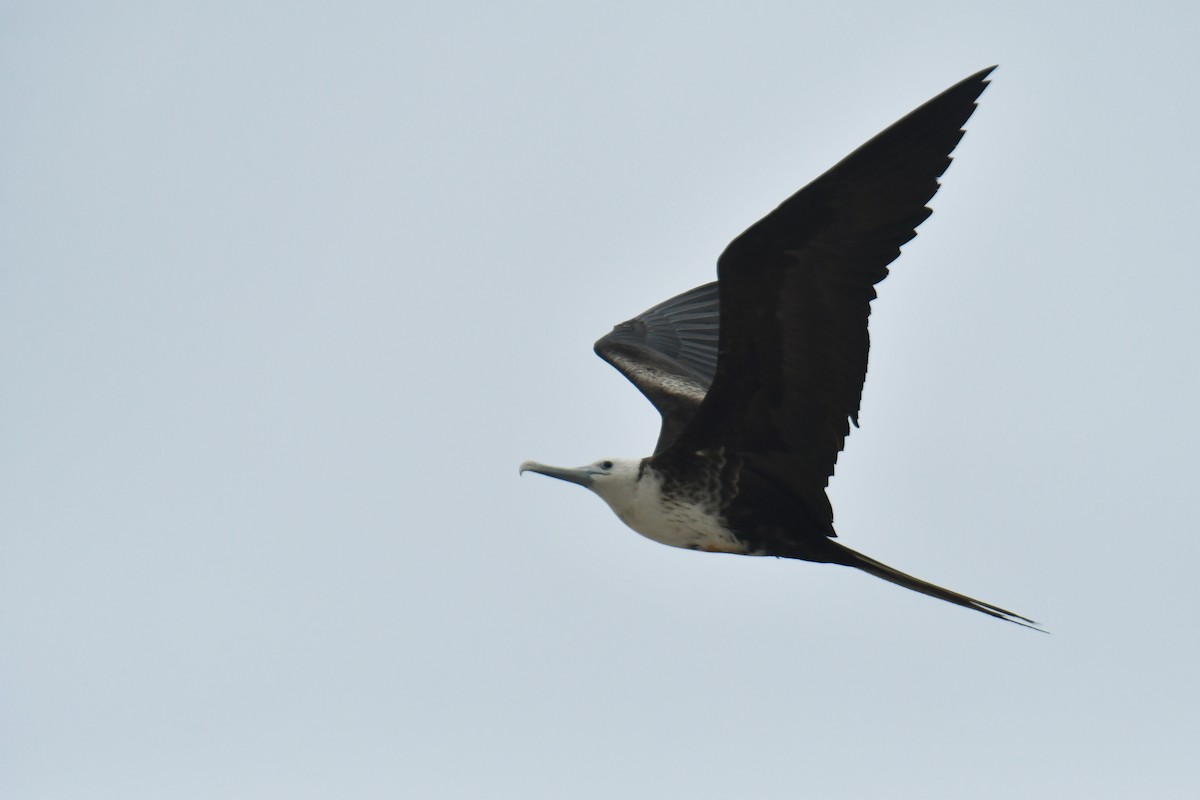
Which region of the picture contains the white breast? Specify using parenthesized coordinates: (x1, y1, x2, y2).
(596, 466, 750, 554)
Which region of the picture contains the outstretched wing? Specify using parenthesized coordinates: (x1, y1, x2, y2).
(594, 282, 720, 453)
(661, 67, 994, 536)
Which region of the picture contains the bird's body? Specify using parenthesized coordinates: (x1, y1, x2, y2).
(521, 67, 1039, 629)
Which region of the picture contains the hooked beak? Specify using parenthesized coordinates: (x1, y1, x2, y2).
(519, 460, 595, 488)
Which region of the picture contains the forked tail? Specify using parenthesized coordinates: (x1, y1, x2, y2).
(824, 541, 1044, 632)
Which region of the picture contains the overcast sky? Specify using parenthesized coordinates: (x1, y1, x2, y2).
(3, 2, 1199, 798)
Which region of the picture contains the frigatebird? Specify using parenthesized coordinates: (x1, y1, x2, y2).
(521, 67, 1037, 628)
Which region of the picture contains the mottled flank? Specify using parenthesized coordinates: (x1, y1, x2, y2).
(613, 459, 751, 554)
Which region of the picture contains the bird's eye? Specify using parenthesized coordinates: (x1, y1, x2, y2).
(601, 460, 614, 470)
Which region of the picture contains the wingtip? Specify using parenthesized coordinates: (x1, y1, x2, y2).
(970, 65, 998, 84)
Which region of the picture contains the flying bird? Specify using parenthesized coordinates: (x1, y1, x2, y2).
(521, 67, 1038, 629)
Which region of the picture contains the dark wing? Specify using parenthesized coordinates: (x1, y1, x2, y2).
(594, 282, 720, 453)
(661, 67, 994, 535)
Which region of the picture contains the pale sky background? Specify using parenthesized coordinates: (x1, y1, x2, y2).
(3, 2, 1199, 798)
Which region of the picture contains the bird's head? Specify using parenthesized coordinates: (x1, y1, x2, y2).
(519, 457, 643, 502)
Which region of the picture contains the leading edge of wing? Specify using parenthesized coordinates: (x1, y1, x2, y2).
(594, 282, 720, 453)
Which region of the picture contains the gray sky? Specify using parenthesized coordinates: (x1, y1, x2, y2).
(3, 1, 1199, 798)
